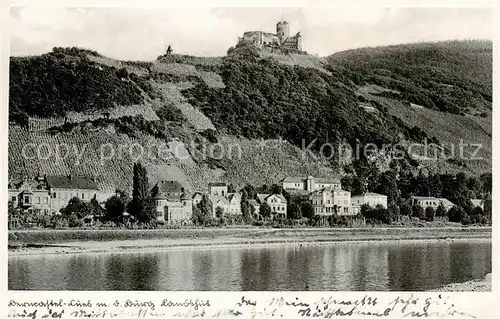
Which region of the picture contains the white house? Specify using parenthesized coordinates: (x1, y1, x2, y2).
(257, 193, 287, 218)
(407, 196, 455, 212)
(227, 193, 242, 215)
(280, 176, 341, 193)
(209, 195, 229, 217)
(208, 182, 228, 196)
(351, 193, 388, 209)
(310, 188, 353, 216)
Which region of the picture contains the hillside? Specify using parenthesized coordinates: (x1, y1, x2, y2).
(8, 40, 492, 194)
(328, 40, 492, 115)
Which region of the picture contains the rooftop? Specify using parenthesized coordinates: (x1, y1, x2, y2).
(46, 175, 98, 190)
(281, 176, 340, 183)
(353, 192, 387, 198)
(209, 182, 227, 187)
(155, 180, 184, 193)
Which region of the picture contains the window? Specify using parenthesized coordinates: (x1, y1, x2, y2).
(82, 193, 85, 199)
(11, 196, 16, 202)
(43, 197, 48, 204)
(24, 196, 30, 204)
(36, 197, 40, 204)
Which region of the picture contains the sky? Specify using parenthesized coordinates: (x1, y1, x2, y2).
(9, 6, 493, 60)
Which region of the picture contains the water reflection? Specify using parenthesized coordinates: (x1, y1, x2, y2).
(9, 240, 491, 291)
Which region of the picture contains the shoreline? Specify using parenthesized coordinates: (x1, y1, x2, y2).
(430, 273, 492, 292)
(8, 227, 492, 257)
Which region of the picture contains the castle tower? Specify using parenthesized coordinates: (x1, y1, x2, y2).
(295, 32, 302, 51)
(276, 21, 289, 42)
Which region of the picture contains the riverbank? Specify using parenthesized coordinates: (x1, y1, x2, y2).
(9, 226, 491, 257)
(430, 273, 492, 292)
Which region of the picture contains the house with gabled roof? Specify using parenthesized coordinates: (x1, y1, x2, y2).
(208, 182, 228, 196)
(209, 195, 229, 217)
(8, 176, 52, 214)
(151, 180, 192, 224)
(46, 174, 99, 213)
(407, 196, 454, 212)
(256, 193, 287, 218)
(227, 192, 242, 215)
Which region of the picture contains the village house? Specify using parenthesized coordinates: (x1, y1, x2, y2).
(280, 175, 341, 193)
(351, 193, 388, 209)
(46, 175, 100, 213)
(9, 174, 101, 214)
(227, 193, 242, 215)
(407, 196, 455, 212)
(310, 188, 353, 216)
(151, 180, 192, 224)
(208, 182, 228, 196)
(209, 195, 229, 216)
(257, 193, 287, 218)
(207, 182, 242, 216)
(8, 177, 51, 214)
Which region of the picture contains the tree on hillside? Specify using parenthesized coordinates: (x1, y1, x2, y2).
(270, 184, 283, 195)
(360, 204, 371, 218)
(300, 201, 314, 219)
(193, 194, 212, 225)
(428, 174, 442, 197)
(480, 172, 492, 195)
(241, 184, 257, 199)
(448, 206, 467, 223)
(399, 201, 413, 216)
(340, 175, 354, 193)
(8, 201, 22, 229)
(352, 175, 367, 195)
(288, 202, 301, 219)
(412, 204, 425, 219)
(240, 190, 252, 224)
(387, 203, 400, 222)
(132, 162, 149, 202)
(228, 183, 236, 193)
(375, 170, 399, 204)
(436, 202, 447, 217)
(473, 206, 484, 216)
(128, 162, 153, 223)
(60, 197, 91, 219)
(89, 197, 103, 219)
(104, 195, 125, 222)
(259, 202, 271, 220)
(215, 206, 224, 219)
(425, 206, 435, 222)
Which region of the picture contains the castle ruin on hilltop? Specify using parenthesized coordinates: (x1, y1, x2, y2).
(236, 20, 302, 53)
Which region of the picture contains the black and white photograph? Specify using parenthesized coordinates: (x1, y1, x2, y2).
(5, 3, 494, 297)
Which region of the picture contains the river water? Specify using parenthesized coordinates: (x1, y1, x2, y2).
(8, 239, 491, 291)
